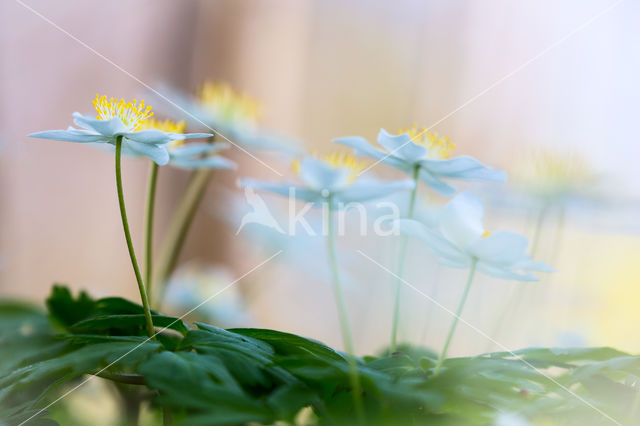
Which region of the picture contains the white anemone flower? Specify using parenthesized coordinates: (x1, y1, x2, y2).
(29, 95, 213, 165)
(335, 126, 506, 195)
(398, 192, 553, 281)
(241, 152, 415, 205)
(150, 82, 302, 155)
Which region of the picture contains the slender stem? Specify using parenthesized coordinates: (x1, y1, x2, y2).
(434, 259, 477, 374)
(485, 203, 549, 351)
(144, 162, 159, 305)
(326, 199, 364, 424)
(163, 407, 174, 426)
(115, 137, 155, 339)
(390, 165, 420, 353)
(153, 168, 213, 308)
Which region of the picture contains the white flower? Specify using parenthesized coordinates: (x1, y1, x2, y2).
(335, 127, 506, 195)
(398, 192, 553, 281)
(29, 95, 212, 165)
(241, 152, 415, 205)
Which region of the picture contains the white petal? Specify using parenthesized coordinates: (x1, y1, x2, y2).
(29, 129, 106, 143)
(439, 192, 485, 250)
(122, 130, 172, 145)
(334, 136, 409, 171)
(418, 168, 456, 196)
(476, 261, 539, 282)
(468, 231, 529, 265)
(337, 178, 414, 203)
(397, 219, 470, 265)
(72, 112, 128, 136)
(170, 155, 236, 170)
(240, 179, 320, 203)
(126, 141, 170, 165)
(170, 142, 229, 158)
(377, 129, 427, 162)
(170, 132, 214, 140)
(419, 155, 507, 182)
(300, 157, 351, 191)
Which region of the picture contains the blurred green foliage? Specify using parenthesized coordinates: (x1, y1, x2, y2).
(1, 285, 638, 425)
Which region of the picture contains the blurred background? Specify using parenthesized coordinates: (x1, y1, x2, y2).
(2, 0, 640, 363)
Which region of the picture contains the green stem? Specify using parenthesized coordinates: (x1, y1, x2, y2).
(484, 204, 548, 352)
(434, 259, 477, 374)
(327, 199, 364, 424)
(163, 407, 173, 426)
(144, 162, 159, 306)
(115, 137, 155, 339)
(390, 165, 420, 353)
(153, 168, 213, 309)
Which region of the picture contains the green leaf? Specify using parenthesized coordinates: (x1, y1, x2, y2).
(45, 285, 96, 329)
(69, 314, 189, 336)
(139, 351, 274, 425)
(229, 328, 346, 362)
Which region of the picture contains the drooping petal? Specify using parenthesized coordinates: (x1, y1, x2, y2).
(419, 155, 507, 182)
(126, 140, 170, 165)
(29, 129, 106, 143)
(337, 178, 415, 203)
(299, 157, 351, 191)
(72, 112, 128, 136)
(418, 168, 456, 196)
(468, 230, 529, 265)
(240, 179, 321, 203)
(334, 136, 409, 170)
(476, 261, 539, 282)
(377, 129, 428, 162)
(397, 219, 471, 265)
(170, 155, 236, 170)
(439, 192, 485, 250)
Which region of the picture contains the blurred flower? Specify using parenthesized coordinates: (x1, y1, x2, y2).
(151, 82, 302, 154)
(163, 265, 254, 327)
(512, 150, 596, 202)
(241, 152, 415, 205)
(335, 125, 506, 195)
(140, 118, 235, 170)
(398, 192, 553, 281)
(29, 95, 212, 165)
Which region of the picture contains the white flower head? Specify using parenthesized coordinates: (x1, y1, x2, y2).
(398, 192, 554, 281)
(335, 126, 506, 195)
(241, 151, 415, 205)
(29, 95, 213, 165)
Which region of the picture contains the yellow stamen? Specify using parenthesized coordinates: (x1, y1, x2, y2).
(139, 118, 187, 149)
(93, 94, 153, 131)
(482, 230, 491, 238)
(397, 124, 455, 159)
(197, 82, 259, 124)
(292, 152, 367, 183)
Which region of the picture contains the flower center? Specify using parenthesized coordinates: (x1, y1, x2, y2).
(291, 152, 367, 183)
(482, 230, 491, 238)
(197, 82, 259, 125)
(398, 125, 455, 159)
(93, 94, 153, 131)
(139, 118, 186, 149)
